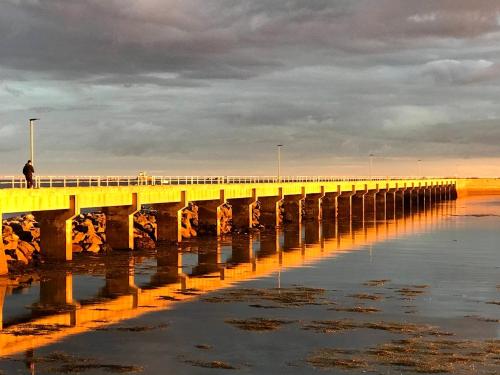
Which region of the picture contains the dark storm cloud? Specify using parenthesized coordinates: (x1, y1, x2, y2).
(1, 0, 500, 174)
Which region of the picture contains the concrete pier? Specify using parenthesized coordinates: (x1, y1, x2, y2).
(35, 195, 79, 261)
(151, 191, 186, 243)
(303, 187, 325, 221)
(0, 178, 457, 275)
(228, 189, 256, 230)
(102, 193, 140, 251)
(283, 189, 306, 224)
(196, 190, 225, 236)
(259, 190, 283, 228)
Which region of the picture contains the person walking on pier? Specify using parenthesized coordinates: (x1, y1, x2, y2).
(22, 160, 35, 188)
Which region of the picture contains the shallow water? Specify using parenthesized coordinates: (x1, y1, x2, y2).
(0, 196, 498, 374)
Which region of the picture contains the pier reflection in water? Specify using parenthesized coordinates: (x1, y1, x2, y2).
(0, 198, 456, 360)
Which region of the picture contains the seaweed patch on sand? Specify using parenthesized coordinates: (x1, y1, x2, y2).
(203, 286, 329, 307)
(306, 339, 500, 374)
(348, 293, 383, 301)
(25, 351, 143, 373)
(225, 317, 296, 331)
(364, 279, 391, 287)
(302, 320, 452, 337)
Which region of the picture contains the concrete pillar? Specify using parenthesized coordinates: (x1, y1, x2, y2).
(259, 189, 283, 229)
(424, 186, 432, 208)
(303, 187, 325, 221)
(352, 187, 367, 223)
(376, 189, 387, 221)
(102, 193, 140, 250)
(151, 246, 183, 286)
(35, 195, 79, 261)
(395, 188, 406, 218)
(404, 187, 414, 213)
(442, 185, 449, 201)
(151, 191, 187, 243)
(364, 188, 379, 222)
(231, 235, 254, 264)
(228, 189, 256, 230)
(386, 188, 398, 220)
(450, 183, 458, 200)
(410, 187, 419, 211)
(322, 188, 340, 222)
(417, 186, 426, 209)
(0, 210, 8, 275)
(196, 190, 225, 236)
(337, 185, 356, 221)
(283, 188, 306, 224)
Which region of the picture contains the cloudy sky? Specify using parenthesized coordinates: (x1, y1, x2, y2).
(1, 0, 500, 177)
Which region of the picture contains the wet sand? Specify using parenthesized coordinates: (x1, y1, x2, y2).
(0, 197, 498, 374)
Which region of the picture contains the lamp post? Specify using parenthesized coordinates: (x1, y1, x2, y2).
(29, 118, 39, 166)
(417, 159, 422, 178)
(369, 153, 374, 180)
(277, 144, 283, 182)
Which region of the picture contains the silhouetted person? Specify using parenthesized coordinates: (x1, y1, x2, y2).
(22, 160, 35, 188)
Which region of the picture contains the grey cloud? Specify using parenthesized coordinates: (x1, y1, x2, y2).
(1, 1, 500, 175)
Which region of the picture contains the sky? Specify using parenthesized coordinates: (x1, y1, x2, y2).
(1, 0, 500, 177)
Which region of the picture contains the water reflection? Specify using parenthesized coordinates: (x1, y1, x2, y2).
(0, 200, 456, 358)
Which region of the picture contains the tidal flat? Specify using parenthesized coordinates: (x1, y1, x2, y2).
(0, 196, 498, 374)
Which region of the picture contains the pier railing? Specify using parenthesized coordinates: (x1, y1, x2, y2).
(0, 175, 438, 189)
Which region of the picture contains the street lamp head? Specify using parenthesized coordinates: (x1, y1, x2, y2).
(277, 144, 283, 147)
(29, 118, 39, 122)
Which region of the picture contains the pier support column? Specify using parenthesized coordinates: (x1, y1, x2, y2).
(228, 189, 256, 231)
(352, 187, 367, 223)
(424, 186, 432, 208)
(364, 188, 379, 222)
(450, 184, 458, 200)
(303, 187, 325, 221)
(417, 186, 426, 209)
(376, 189, 387, 221)
(433, 186, 441, 203)
(196, 190, 225, 236)
(404, 186, 415, 213)
(151, 192, 187, 244)
(442, 185, 449, 201)
(259, 189, 283, 229)
(337, 186, 356, 221)
(395, 188, 406, 217)
(35, 195, 79, 261)
(322, 187, 340, 221)
(386, 188, 398, 220)
(0, 210, 8, 275)
(102, 193, 140, 250)
(283, 188, 306, 224)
